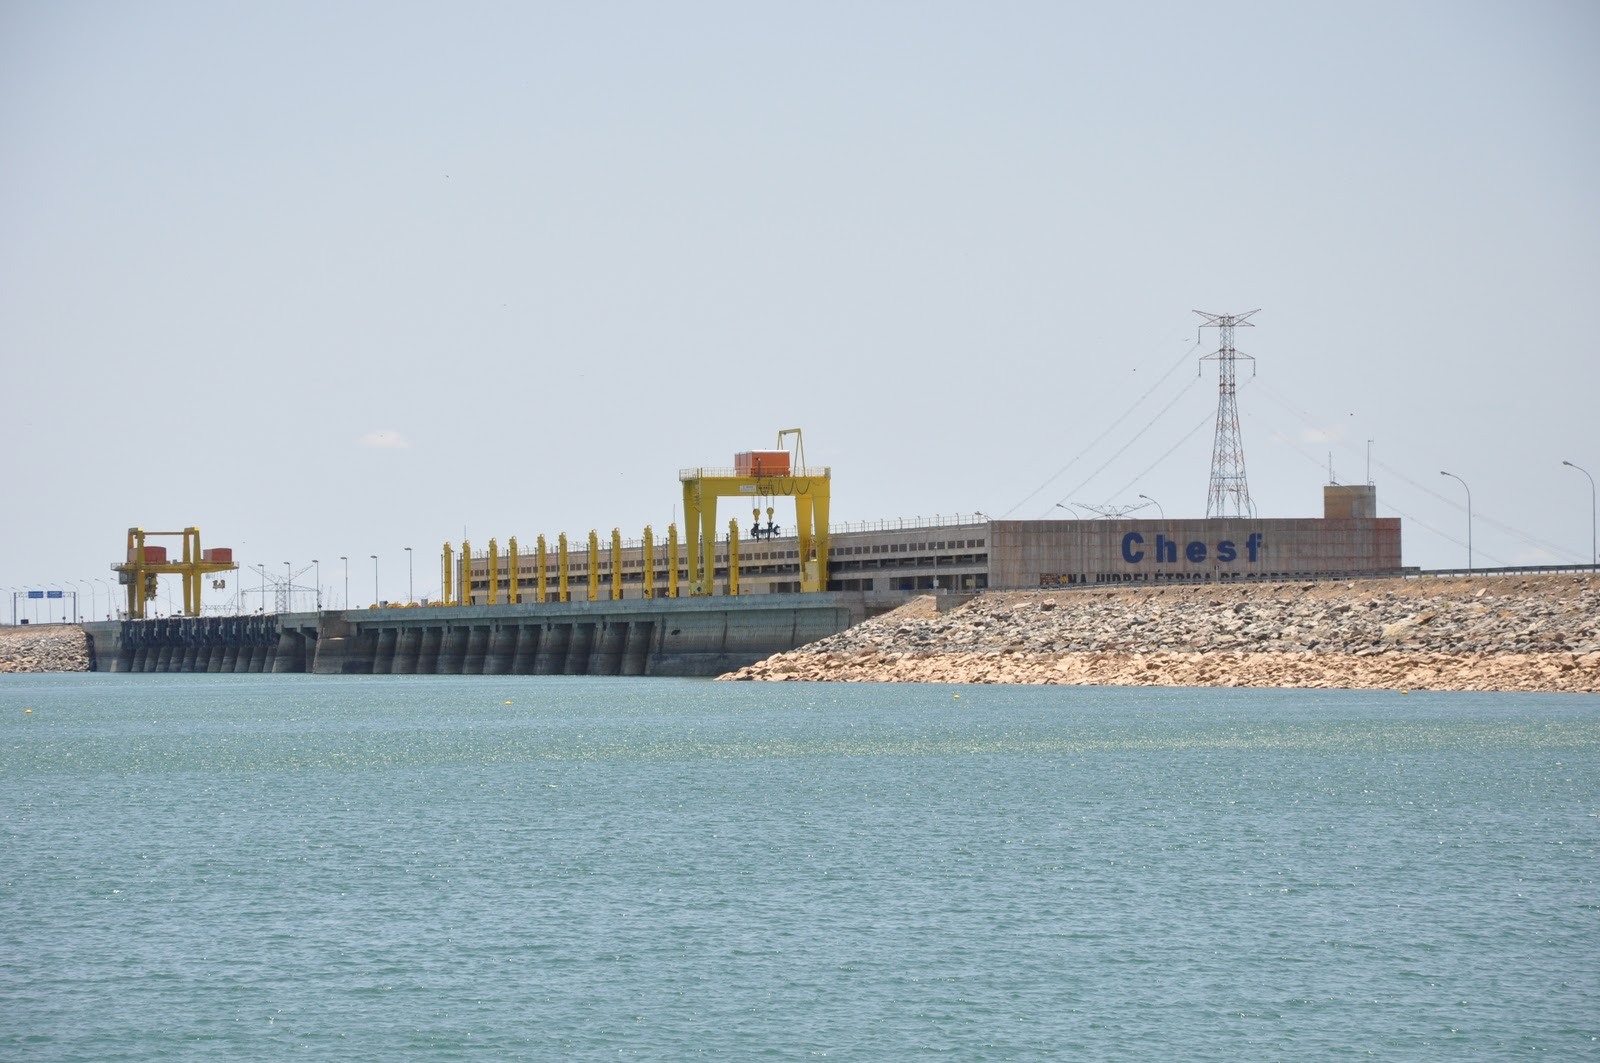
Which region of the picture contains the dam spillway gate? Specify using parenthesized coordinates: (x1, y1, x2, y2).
(88, 595, 859, 678)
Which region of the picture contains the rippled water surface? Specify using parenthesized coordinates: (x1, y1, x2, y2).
(3, 674, 1597, 1060)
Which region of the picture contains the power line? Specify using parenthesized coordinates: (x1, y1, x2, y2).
(1249, 377, 1571, 558)
(1002, 338, 1201, 517)
(1036, 381, 1206, 516)
(1092, 408, 1217, 514)
(1248, 377, 1572, 561)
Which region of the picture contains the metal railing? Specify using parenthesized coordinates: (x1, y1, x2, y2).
(678, 466, 831, 480)
(828, 514, 989, 536)
(1409, 563, 1598, 578)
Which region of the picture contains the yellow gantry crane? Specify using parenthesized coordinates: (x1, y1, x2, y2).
(680, 428, 831, 596)
(112, 527, 238, 619)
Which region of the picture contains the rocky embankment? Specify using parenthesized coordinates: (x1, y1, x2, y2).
(721, 575, 1600, 693)
(0, 625, 91, 673)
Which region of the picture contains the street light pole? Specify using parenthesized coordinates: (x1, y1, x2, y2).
(284, 562, 292, 612)
(371, 554, 379, 607)
(1563, 460, 1597, 566)
(340, 556, 348, 610)
(312, 560, 322, 610)
(1054, 503, 1084, 520)
(1138, 494, 1165, 521)
(1439, 471, 1472, 570)
(405, 546, 413, 604)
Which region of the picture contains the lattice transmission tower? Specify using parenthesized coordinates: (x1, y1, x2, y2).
(1196, 309, 1260, 518)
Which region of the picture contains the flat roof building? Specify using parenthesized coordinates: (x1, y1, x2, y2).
(460, 486, 1402, 603)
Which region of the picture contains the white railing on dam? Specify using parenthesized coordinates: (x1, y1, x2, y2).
(829, 514, 990, 536)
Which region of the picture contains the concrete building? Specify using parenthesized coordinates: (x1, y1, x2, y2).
(461, 485, 1403, 600)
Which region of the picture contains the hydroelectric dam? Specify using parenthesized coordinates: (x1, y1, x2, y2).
(82, 593, 881, 677)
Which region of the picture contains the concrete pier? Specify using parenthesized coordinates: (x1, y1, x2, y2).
(85, 593, 872, 677)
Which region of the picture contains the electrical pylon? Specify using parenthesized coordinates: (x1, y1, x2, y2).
(1196, 309, 1260, 518)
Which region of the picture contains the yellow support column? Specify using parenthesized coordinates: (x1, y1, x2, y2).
(188, 528, 208, 615)
(642, 525, 655, 599)
(697, 499, 719, 597)
(813, 487, 831, 587)
(460, 540, 471, 605)
(508, 536, 520, 604)
(558, 533, 569, 603)
(587, 530, 600, 602)
(181, 528, 198, 615)
(611, 528, 623, 601)
(442, 542, 454, 606)
(124, 528, 144, 619)
(727, 519, 740, 596)
(682, 480, 702, 593)
(488, 538, 500, 605)
(537, 534, 548, 604)
(668, 523, 680, 599)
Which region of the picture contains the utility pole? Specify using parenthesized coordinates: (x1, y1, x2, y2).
(1440, 471, 1473, 570)
(1197, 309, 1260, 518)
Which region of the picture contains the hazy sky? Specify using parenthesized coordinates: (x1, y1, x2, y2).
(3, 1, 1597, 615)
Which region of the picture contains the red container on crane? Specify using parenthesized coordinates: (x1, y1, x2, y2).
(735, 451, 791, 477)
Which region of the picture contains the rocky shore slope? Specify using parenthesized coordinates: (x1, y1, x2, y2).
(0, 625, 91, 674)
(720, 574, 1600, 693)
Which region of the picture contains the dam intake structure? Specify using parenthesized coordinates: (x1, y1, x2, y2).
(86, 594, 865, 677)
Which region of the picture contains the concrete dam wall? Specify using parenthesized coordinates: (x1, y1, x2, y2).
(87, 595, 860, 677)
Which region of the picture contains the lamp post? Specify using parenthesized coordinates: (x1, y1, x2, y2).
(1054, 503, 1084, 520)
(1439, 471, 1472, 570)
(284, 562, 292, 612)
(312, 560, 322, 610)
(1563, 461, 1596, 566)
(340, 556, 348, 610)
(96, 577, 116, 619)
(1138, 494, 1165, 521)
(405, 546, 413, 604)
(371, 554, 379, 607)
